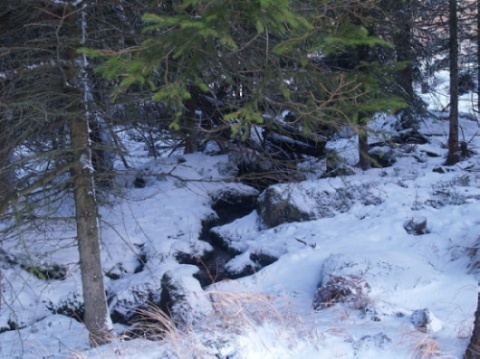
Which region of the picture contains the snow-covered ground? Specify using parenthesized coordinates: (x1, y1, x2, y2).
(1, 74, 480, 359)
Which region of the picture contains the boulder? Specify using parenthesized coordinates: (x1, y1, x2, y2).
(410, 308, 443, 333)
(210, 186, 259, 226)
(257, 186, 314, 228)
(313, 274, 371, 311)
(323, 150, 356, 178)
(313, 254, 377, 318)
(404, 216, 429, 235)
(109, 280, 162, 325)
(368, 146, 396, 168)
(159, 266, 213, 329)
(257, 182, 384, 228)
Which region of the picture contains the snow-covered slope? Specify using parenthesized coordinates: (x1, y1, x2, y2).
(1, 77, 480, 359)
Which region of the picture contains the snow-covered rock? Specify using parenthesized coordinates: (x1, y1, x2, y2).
(257, 181, 385, 228)
(411, 308, 443, 333)
(404, 216, 429, 235)
(160, 266, 213, 329)
(257, 186, 316, 228)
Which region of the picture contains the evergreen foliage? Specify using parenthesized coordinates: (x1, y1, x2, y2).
(88, 0, 405, 166)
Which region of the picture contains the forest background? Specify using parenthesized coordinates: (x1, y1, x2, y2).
(1, 0, 480, 358)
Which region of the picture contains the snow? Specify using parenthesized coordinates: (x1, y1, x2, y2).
(0, 315, 90, 358)
(1, 74, 480, 358)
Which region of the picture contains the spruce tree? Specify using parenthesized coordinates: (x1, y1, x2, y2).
(90, 0, 405, 175)
(0, 0, 157, 346)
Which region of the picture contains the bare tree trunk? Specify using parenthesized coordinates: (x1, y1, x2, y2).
(357, 120, 371, 170)
(356, 40, 371, 171)
(68, 1, 113, 346)
(392, 0, 419, 131)
(446, 0, 459, 165)
(393, 0, 415, 105)
(465, 284, 480, 358)
(70, 114, 113, 347)
(0, 116, 14, 203)
(90, 116, 114, 188)
(477, 0, 480, 114)
(183, 85, 199, 154)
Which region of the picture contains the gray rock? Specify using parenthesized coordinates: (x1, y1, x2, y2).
(257, 182, 384, 228)
(313, 274, 371, 311)
(257, 186, 314, 228)
(160, 266, 213, 329)
(404, 216, 428, 235)
(410, 308, 443, 333)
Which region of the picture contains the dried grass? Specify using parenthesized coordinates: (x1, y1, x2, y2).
(208, 289, 279, 328)
(400, 329, 458, 359)
(122, 281, 315, 357)
(128, 304, 209, 358)
(57, 280, 333, 358)
(313, 274, 372, 311)
(410, 334, 442, 359)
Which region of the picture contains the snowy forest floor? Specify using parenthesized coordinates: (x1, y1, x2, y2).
(1, 73, 480, 358)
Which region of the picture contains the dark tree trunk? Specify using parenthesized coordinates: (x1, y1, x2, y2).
(465, 285, 480, 358)
(183, 85, 200, 154)
(90, 116, 114, 188)
(392, 0, 419, 131)
(477, 0, 480, 114)
(446, 0, 459, 166)
(466, 10, 480, 357)
(393, 0, 415, 105)
(356, 42, 371, 170)
(0, 116, 14, 203)
(357, 120, 371, 170)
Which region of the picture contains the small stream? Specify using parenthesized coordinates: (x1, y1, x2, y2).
(176, 191, 271, 287)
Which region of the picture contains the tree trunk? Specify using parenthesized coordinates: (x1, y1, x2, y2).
(357, 120, 371, 170)
(0, 116, 14, 203)
(70, 114, 113, 347)
(356, 41, 371, 171)
(477, 0, 480, 114)
(392, 0, 419, 131)
(465, 284, 480, 358)
(183, 85, 199, 154)
(68, 1, 113, 346)
(90, 116, 114, 188)
(446, 0, 459, 166)
(393, 0, 415, 105)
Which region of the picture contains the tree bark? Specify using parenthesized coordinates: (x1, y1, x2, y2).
(68, 1, 113, 346)
(393, 0, 415, 105)
(391, 0, 419, 131)
(477, 0, 480, 114)
(446, 0, 459, 166)
(0, 116, 14, 204)
(70, 113, 113, 347)
(90, 116, 114, 188)
(183, 85, 200, 154)
(356, 41, 371, 171)
(357, 120, 371, 170)
(465, 284, 480, 358)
